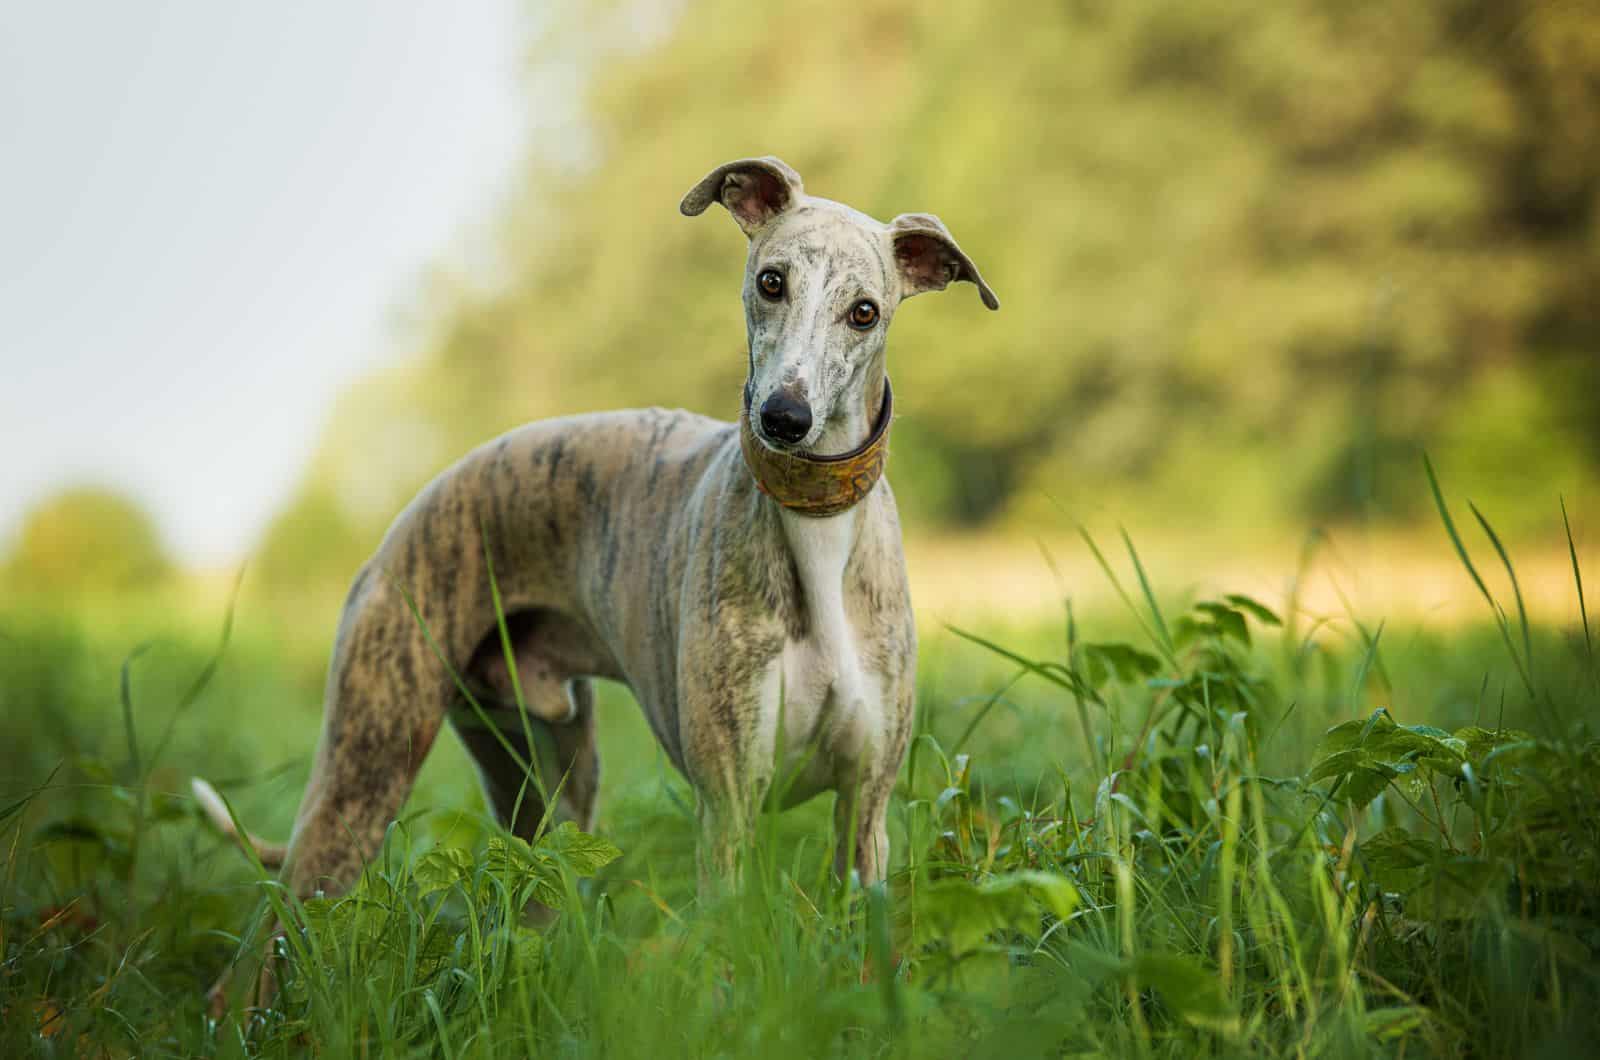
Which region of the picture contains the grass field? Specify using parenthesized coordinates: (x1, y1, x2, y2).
(3, 508, 1598, 1057)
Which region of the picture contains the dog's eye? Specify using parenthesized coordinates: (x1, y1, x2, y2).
(848, 300, 879, 330)
(757, 269, 784, 300)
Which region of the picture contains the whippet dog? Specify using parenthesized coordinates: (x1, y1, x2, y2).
(197, 155, 996, 1001)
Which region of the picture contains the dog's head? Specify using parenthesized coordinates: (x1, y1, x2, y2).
(682, 156, 998, 455)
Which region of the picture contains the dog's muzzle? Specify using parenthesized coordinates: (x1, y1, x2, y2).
(739, 379, 892, 518)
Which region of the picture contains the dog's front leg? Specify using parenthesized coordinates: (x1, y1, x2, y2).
(833, 783, 891, 887)
(676, 611, 785, 896)
(831, 661, 916, 888)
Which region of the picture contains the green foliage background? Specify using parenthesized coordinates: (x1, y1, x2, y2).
(248, 0, 1599, 594)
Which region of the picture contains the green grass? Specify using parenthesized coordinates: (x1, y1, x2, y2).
(2, 512, 1598, 1057)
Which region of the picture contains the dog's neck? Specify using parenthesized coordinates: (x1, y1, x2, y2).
(777, 493, 862, 654)
(812, 373, 887, 458)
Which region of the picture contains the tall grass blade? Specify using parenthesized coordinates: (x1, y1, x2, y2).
(951, 667, 1025, 754)
(1423, 454, 1533, 696)
(946, 625, 1083, 695)
(118, 644, 153, 779)
(1423, 454, 1496, 611)
(1469, 501, 1536, 697)
(1121, 527, 1176, 661)
(118, 644, 155, 895)
(1348, 621, 1384, 714)
(0, 765, 58, 830)
(1077, 524, 1175, 667)
(1563, 497, 1593, 669)
(1065, 598, 1100, 770)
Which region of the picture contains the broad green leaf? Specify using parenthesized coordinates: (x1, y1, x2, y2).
(919, 870, 1079, 955)
(1309, 709, 1460, 810)
(1362, 725, 1464, 773)
(1310, 710, 1466, 792)
(484, 834, 550, 905)
(1360, 827, 1440, 890)
(1172, 615, 1204, 651)
(414, 847, 474, 898)
(1453, 725, 1535, 764)
(1131, 954, 1237, 1031)
(1082, 642, 1161, 685)
(1224, 594, 1282, 626)
(1062, 944, 1243, 1032)
(1312, 710, 1396, 764)
(1342, 768, 1392, 811)
(1194, 603, 1250, 646)
(537, 820, 622, 877)
(1309, 748, 1367, 782)
(485, 834, 539, 875)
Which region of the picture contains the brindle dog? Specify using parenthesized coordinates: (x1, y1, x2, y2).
(196, 155, 997, 1009)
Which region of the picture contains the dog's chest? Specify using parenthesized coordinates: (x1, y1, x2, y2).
(769, 510, 886, 790)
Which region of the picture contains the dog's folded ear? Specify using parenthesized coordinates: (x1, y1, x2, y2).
(680, 156, 805, 235)
(889, 213, 999, 311)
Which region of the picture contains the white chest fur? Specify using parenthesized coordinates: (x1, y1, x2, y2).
(762, 506, 884, 800)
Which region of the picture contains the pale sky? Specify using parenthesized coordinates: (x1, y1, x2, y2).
(0, 1, 528, 565)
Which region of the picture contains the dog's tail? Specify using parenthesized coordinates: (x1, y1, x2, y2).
(191, 778, 288, 869)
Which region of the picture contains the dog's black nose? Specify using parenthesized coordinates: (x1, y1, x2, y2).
(759, 391, 812, 444)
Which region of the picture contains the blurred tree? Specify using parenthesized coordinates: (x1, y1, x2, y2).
(259, 0, 1600, 589)
(4, 487, 173, 595)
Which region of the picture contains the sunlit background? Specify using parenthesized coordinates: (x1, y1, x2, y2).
(4, 0, 1597, 617)
(4, 6, 1599, 1052)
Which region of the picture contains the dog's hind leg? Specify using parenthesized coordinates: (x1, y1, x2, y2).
(542, 677, 601, 830)
(283, 618, 451, 899)
(451, 610, 606, 838)
(450, 676, 600, 837)
(210, 573, 457, 1015)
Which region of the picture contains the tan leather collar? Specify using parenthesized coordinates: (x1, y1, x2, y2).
(740, 379, 892, 517)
